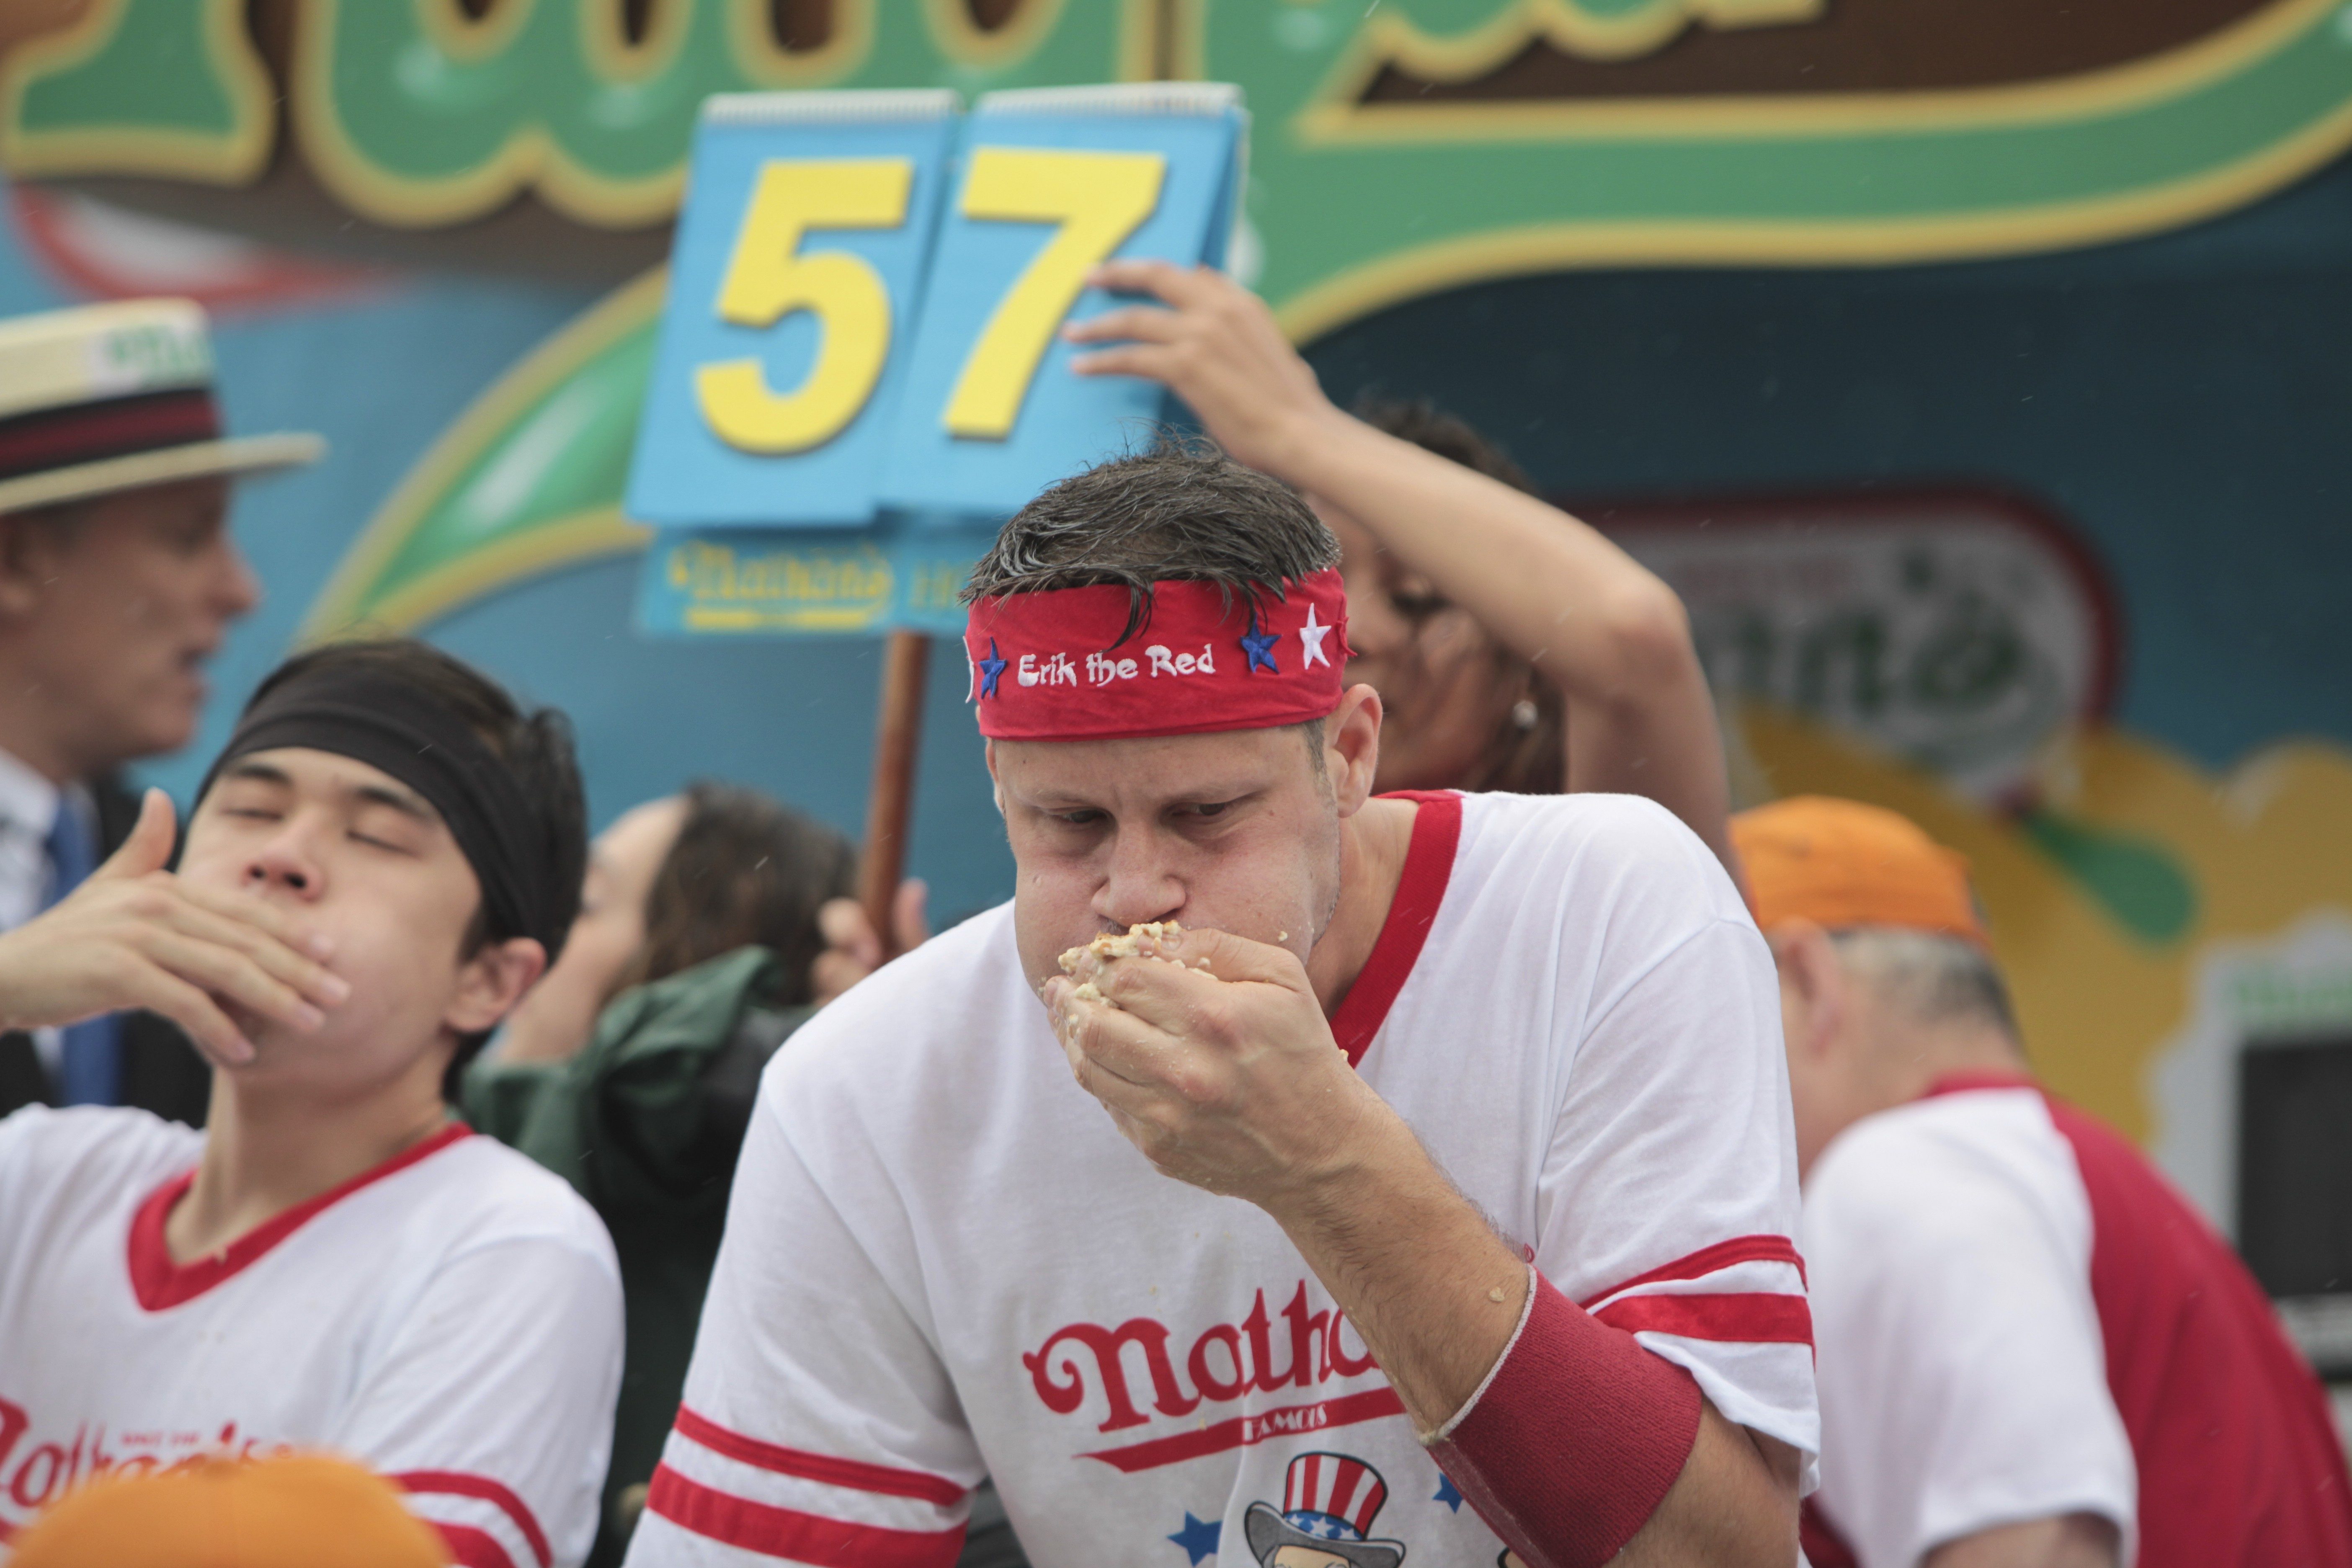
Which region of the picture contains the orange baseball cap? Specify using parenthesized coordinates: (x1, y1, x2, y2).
(1730, 795, 1986, 944)
(9, 1454, 445, 1568)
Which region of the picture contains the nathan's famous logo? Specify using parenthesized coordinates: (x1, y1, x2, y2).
(0, 1398, 282, 1517)
(1024, 1283, 1405, 1473)
(663, 538, 892, 633)
(1018, 644, 1220, 689)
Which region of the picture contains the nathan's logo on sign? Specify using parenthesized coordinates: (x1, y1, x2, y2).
(1599, 490, 2118, 802)
(1023, 1282, 1404, 1473)
(660, 536, 893, 633)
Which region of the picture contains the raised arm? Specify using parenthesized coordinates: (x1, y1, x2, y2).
(1066, 261, 1734, 869)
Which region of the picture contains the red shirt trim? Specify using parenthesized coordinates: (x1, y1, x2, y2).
(646, 1465, 965, 1568)
(1328, 790, 1462, 1068)
(1580, 1234, 1808, 1305)
(393, 1471, 552, 1568)
(672, 1407, 966, 1508)
(433, 1523, 517, 1568)
(126, 1123, 472, 1312)
(1591, 1291, 1815, 1346)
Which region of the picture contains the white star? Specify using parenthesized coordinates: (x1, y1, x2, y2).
(1299, 603, 1333, 670)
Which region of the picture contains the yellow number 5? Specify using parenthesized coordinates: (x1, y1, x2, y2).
(943, 148, 1166, 441)
(696, 158, 913, 454)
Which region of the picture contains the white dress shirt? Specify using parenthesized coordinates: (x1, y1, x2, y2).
(0, 745, 90, 1082)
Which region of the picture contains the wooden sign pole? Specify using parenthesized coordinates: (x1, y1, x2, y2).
(858, 629, 932, 960)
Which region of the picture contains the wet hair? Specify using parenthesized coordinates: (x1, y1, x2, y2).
(616, 781, 858, 1007)
(962, 439, 1339, 647)
(1354, 398, 1565, 795)
(1830, 928, 2022, 1042)
(236, 639, 587, 1098)
(965, 441, 1340, 770)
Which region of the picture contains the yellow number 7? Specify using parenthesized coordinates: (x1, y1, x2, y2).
(943, 148, 1166, 441)
(696, 158, 913, 454)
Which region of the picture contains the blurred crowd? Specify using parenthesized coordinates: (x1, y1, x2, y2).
(0, 276, 2342, 1568)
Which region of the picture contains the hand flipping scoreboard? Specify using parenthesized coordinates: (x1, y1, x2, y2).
(629, 83, 1247, 637)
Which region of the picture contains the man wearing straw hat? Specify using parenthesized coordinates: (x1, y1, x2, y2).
(0, 298, 321, 1122)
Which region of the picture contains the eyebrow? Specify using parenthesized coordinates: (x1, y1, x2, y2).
(224, 760, 291, 788)
(353, 782, 436, 823)
(221, 760, 436, 824)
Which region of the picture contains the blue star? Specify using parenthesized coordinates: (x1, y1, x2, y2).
(1240, 616, 1280, 673)
(977, 639, 1008, 699)
(1167, 1511, 1222, 1564)
(1434, 1474, 1464, 1512)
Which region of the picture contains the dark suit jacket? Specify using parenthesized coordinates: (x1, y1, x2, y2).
(0, 778, 212, 1126)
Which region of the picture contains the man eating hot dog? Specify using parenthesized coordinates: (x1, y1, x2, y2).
(627, 445, 1817, 1568)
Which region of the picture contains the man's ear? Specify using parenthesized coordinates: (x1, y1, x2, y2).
(1767, 919, 1846, 1063)
(0, 512, 72, 620)
(1326, 683, 1382, 816)
(446, 936, 549, 1037)
(983, 738, 1006, 817)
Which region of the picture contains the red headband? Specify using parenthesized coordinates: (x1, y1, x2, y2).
(965, 570, 1349, 741)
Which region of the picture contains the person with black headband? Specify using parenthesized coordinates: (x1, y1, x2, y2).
(0, 639, 624, 1568)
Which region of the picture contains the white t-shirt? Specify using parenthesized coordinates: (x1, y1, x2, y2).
(0, 1106, 625, 1568)
(627, 790, 1816, 1568)
(1803, 1086, 2136, 1568)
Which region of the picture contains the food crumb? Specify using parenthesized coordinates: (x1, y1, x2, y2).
(1060, 920, 1183, 973)
(1487, 1286, 1506, 1303)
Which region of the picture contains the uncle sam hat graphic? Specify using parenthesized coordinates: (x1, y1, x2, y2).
(1243, 1452, 1408, 1568)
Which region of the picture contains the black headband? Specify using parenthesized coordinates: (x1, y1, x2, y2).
(198, 666, 554, 951)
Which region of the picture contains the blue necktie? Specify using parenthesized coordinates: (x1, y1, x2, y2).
(43, 800, 122, 1106)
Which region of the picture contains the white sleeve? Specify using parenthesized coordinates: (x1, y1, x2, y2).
(622, 1086, 981, 1568)
(1803, 1107, 2136, 1568)
(1536, 906, 1820, 1475)
(331, 1234, 624, 1568)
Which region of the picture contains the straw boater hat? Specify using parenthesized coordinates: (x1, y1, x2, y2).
(0, 297, 323, 515)
(1243, 1452, 1410, 1568)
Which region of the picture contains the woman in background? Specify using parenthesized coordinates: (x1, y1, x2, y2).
(467, 783, 855, 1568)
(1067, 260, 1740, 873)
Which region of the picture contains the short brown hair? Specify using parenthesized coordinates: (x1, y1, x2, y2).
(962, 440, 1338, 647)
(616, 782, 857, 1006)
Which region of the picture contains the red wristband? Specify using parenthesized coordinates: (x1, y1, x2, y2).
(1427, 1269, 1702, 1568)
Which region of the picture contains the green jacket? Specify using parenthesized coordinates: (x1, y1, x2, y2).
(464, 946, 812, 1568)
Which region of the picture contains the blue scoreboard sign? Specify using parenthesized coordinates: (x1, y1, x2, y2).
(628, 83, 1247, 637)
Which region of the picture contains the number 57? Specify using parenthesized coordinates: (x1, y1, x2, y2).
(694, 147, 1166, 456)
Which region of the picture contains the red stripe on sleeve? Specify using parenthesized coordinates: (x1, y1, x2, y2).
(673, 1407, 966, 1508)
(392, 1471, 552, 1568)
(1579, 1235, 1807, 1307)
(432, 1523, 517, 1568)
(647, 1464, 965, 1568)
(1591, 1292, 1815, 1347)
(1428, 1271, 1702, 1568)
